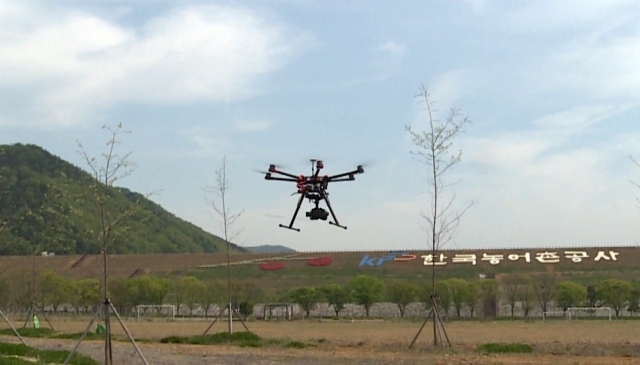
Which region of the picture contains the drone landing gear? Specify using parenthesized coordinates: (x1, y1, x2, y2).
(278, 189, 348, 231)
(322, 191, 347, 229)
(279, 193, 305, 232)
(329, 221, 347, 230)
(278, 224, 300, 232)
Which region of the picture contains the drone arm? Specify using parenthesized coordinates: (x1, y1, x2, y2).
(265, 175, 298, 182)
(275, 171, 299, 179)
(267, 168, 299, 179)
(327, 166, 364, 180)
(326, 177, 355, 182)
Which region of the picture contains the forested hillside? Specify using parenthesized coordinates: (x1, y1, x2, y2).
(0, 143, 244, 255)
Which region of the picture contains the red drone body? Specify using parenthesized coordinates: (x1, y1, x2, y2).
(263, 159, 364, 231)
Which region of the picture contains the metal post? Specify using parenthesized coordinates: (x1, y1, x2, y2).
(0, 309, 26, 346)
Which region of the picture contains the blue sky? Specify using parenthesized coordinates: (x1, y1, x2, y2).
(2, 0, 640, 252)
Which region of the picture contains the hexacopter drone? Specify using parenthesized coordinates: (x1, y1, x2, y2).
(263, 159, 364, 231)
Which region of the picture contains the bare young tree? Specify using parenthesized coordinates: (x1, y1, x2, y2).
(533, 269, 558, 315)
(204, 156, 244, 334)
(501, 274, 525, 318)
(632, 155, 640, 205)
(407, 84, 471, 348)
(0, 147, 5, 233)
(519, 278, 537, 319)
(72, 123, 149, 365)
(78, 124, 136, 299)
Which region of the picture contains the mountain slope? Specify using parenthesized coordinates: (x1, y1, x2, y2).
(0, 143, 245, 255)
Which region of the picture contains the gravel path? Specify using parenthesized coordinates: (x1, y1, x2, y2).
(0, 335, 420, 365)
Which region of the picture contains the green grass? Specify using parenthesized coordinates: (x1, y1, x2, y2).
(0, 328, 55, 338)
(160, 331, 261, 346)
(285, 340, 315, 349)
(0, 342, 98, 365)
(158, 332, 316, 349)
(0, 328, 105, 341)
(475, 343, 534, 354)
(0, 356, 37, 365)
(52, 332, 105, 340)
(238, 340, 262, 348)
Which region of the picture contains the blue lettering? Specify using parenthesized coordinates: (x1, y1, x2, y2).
(360, 252, 413, 267)
(377, 254, 396, 266)
(359, 255, 377, 267)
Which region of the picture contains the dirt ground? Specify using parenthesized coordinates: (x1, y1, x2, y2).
(2, 317, 640, 364)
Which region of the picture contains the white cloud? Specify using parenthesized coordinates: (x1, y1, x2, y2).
(178, 126, 232, 158)
(0, 2, 313, 128)
(540, 34, 640, 100)
(462, 133, 557, 169)
(486, 2, 640, 104)
(428, 70, 470, 111)
(0, 8, 129, 84)
(451, 131, 640, 248)
(107, 6, 306, 103)
(531, 104, 633, 132)
(406, 70, 473, 139)
(375, 41, 405, 57)
(461, 0, 490, 14)
(365, 41, 406, 82)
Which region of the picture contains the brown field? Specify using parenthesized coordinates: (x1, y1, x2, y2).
(3, 317, 640, 364)
(2, 246, 640, 283)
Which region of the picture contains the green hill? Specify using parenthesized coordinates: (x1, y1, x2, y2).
(0, 143, 245, 255)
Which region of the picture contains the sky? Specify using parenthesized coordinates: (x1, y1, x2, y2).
(2, 0, 640, 252)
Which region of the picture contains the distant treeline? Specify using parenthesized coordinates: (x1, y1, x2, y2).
(1, 271, 636, 319)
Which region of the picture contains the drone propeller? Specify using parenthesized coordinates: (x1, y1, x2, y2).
(347, 161, 372, 174)
(252, 163, 290, 175)
(355, 159, 374, 168)
(269, 163, 291, 172)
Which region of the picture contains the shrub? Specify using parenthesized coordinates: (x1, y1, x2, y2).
(476, 343, 533, 354)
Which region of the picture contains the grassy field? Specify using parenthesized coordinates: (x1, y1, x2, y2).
(2, 317, 640, 364)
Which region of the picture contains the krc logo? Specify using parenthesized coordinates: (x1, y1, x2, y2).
(359, 252, 417, 267)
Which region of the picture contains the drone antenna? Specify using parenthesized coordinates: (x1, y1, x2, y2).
(310, 159, 316, 176)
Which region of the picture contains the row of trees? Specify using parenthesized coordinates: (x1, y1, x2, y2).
(0, 270, 261, 318)
(2, 271, 639, 319)
(0, 270, 100, 315)
(288, 276, 496, 318)
(499, 274, 640, 318)
(290, 275, 640, 319)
